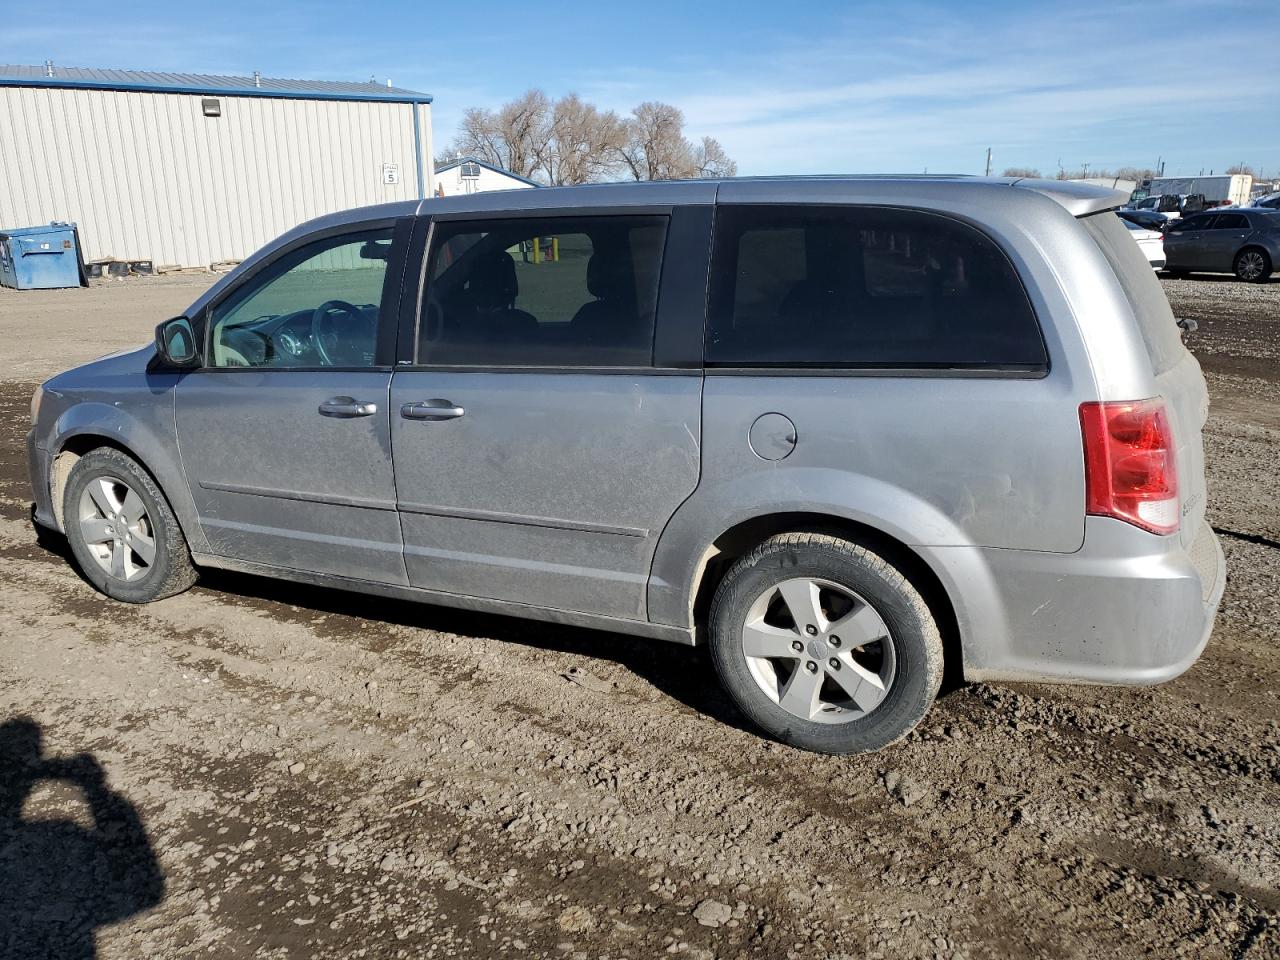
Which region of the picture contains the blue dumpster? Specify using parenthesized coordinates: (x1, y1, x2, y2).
(0, 222, 85, 290)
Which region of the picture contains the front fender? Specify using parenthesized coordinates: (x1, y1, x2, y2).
(645, 467, 1008, 667)
(46, 392, 208, 554)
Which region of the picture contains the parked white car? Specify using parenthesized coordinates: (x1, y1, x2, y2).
(1120, 216, 1166, 270)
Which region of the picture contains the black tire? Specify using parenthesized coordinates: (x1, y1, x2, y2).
(62, 447, 198, 602)
(708, 532, 943, 754)
(1234, 247, 1272, 283)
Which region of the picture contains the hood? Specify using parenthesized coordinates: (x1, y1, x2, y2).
(46, 343, 158, 390)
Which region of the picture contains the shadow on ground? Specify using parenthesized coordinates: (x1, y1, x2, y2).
(0, 717, 163, 960)
(31, 521, 968, 745)
(198, 565, 770, 734)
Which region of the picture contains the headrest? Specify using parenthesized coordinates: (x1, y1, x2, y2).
(586, 251, 629, 300)
(470, 251, 518, 309)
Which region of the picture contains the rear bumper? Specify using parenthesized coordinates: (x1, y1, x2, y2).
(954, 517, 1225, 685)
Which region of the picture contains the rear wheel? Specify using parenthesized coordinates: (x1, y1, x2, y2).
(1234, 247, 1271, 283)
(63, 448, 197, 602)
(708, 532, 943, 754)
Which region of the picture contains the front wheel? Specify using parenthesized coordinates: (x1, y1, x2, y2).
(63, 448, 198, 602)
(1234, 248, 1272, 283)
(708, 533, 943, 754)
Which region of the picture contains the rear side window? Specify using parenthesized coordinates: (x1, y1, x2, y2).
(1213, 213, 1248, 229)
(1080, 212, 1185, 376)
(705, 205, 1046, 370)
(419, 215, 667, 367)
(1174, 214, 1214, 232)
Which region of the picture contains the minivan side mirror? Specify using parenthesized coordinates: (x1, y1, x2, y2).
(154, 316, 200, 367)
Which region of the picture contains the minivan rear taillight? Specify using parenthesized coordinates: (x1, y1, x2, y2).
(1079, 399, 1179, 535)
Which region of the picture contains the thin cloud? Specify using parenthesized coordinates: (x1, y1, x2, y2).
(3, 0, 1273, 177)
(575, 1, 1272, 176)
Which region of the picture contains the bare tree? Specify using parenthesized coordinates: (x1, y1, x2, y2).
(1114, 166, 1158, 182)
(1226, 163, 1257, 177)
(1057, 167, 1113, 180)
(449, 89, 551, 180)
(495, 89, 552, 179)
(450, 106, 505, 167)
(1001, 167, 1042, 178)
(694, 136, 737, 178)
(618, 102, 697, 181)
(451, 92, 735, 184)
(540, 94, 625, 185)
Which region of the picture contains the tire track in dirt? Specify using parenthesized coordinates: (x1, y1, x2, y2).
(3, 264, 1280, 959)
(3, 506, 1278, 958)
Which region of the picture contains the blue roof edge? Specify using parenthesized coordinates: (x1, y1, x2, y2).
(0, 75, 432, 104)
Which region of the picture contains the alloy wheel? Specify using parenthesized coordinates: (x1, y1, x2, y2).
(77, 475, 156, 581)
(1237, 251, 1266, 281)
(740, 577, 896, 724)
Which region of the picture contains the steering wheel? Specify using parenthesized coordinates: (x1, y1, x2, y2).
(311, 300, 372, 366)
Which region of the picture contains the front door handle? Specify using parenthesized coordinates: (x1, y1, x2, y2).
(319, 396, 378, 418)
(401, 399, 466, 421)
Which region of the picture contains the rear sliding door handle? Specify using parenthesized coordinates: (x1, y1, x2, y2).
(401, 399, 465, 421)
(319, 396, 378, 418)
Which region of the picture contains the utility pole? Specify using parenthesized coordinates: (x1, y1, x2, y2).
(984, 148, 992, 177)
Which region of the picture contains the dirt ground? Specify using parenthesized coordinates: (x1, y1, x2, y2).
(0, 271, 1277, 960)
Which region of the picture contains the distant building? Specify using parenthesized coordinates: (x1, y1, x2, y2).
(0, 64, 435, 268)
(434, 157, 540, 196)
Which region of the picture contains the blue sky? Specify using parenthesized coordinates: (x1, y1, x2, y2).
(3, 0, 1275, 179)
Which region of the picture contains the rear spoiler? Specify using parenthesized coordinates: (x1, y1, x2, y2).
(1003, 177, 1131, 217)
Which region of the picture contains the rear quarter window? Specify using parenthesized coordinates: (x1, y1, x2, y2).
(705, 205, 1047, 370)
(1081, 213, 1185, 376)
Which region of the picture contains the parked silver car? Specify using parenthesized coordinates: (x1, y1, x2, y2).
(1163, 208, 1280, 282)
(1119, 215, 1166, 270)
(26, 177, 1225, 754)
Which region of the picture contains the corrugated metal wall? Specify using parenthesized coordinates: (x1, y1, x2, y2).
(0, 87, 433, 268)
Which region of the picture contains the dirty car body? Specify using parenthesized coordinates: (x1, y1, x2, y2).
(27, 176, 1227, 754)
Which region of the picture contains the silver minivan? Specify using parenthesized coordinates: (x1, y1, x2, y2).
(26, 177, 1226, 754)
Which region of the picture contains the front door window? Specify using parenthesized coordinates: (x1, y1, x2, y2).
(208, 229, 394, 368)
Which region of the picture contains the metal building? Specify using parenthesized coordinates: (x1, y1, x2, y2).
(0, 64, 434, 269)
